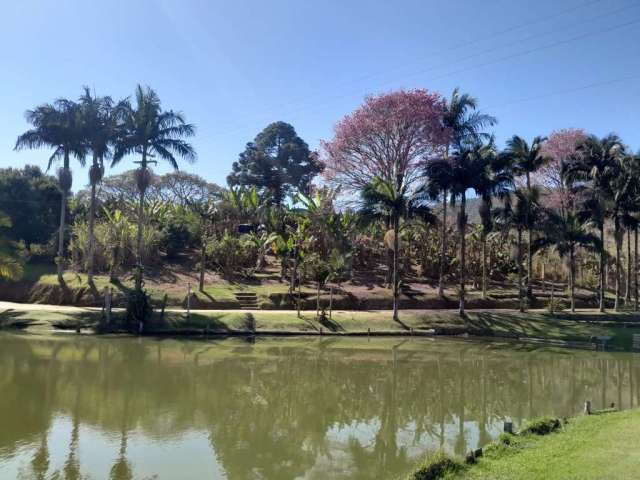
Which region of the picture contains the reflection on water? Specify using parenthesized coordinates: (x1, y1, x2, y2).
(1, 333, 639, 479)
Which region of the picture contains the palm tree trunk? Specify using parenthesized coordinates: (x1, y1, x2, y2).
(635, 224, 638, 312)
(570, 246, 576, 313)
(87, 179, 97, 285)
(438, 190, 447, 299)
(481, 231, 487, 299)
(615, 220, 622, 312)
(599, 225, 605, 312)
(316, 281, 321, 319)
(517, 228, 524, 313)
(57, 183, 67, 284)
(57, 158, 71, 285)
(199, 234, 207, 292)
(290, 246, 298, 294)
(135, 158, 147, 292)
(626, 228, 632, 303)
(459, 194, 466, 316)
(392, 211, 400, 321)
(526, 172, 533, 300)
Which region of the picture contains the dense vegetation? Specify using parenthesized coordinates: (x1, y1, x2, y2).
(4, 84, 640, 324)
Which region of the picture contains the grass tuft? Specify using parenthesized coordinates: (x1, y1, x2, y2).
(405, 451, 462, 480)
(519, 417, 561, 436)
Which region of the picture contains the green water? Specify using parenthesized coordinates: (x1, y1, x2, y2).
(1, 333, 639, 480)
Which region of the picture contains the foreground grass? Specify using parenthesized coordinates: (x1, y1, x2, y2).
(434, 409, 640, 480)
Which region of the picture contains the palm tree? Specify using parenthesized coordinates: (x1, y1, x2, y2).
(360, 176, 433, 320)
(576, 192, 608, 311)
(607, 154, 640, 311)
(15, 99, 85, 283)
(502, 135, 548, 301)
(78, 87, 119, 284)
(567, 134, 626, 311)
(475, 147, 514, 298)
(432, 89, 496, 298)
(533, 210, 601, 312)
(493, 188, 540, 312)
(438, 141, 496, 315)
(622, 154, 640, 311)
(112, 85, 196, 291)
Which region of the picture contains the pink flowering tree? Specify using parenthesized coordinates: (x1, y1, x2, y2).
(538, 128, 587, 212)
(321, 89, 449, 320)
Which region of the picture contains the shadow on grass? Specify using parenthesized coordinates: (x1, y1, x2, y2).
(319, 315, 345, 332)
(170, 312, 233, 333)
(467, 312, 550, 338)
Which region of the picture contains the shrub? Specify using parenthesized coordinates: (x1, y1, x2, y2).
(69, 213, 162, 275)
(497, 432, 514, 446)
(408, 451, 461, 480)
(160, 210, 199, 258)
(126, 289, 153, 330)
(207, 232, 258, 278)
(519, 417, 561, 436)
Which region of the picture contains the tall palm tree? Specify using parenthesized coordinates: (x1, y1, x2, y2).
(360, 176, 433, 320)
(622, 153, 640, 311)
(493, 188, 540, 312)
(533, 210, 601, 312)
(15, 99, 85, 283)
(567, 134, 626, 311)
(432, 89, 496, 298)
(438, 141, 496, 315)
(475, 147, 514, 298)
(112, 85, 196, 291)
(576, 192, 608, 311)
(607, 154, 639, 311)
(502, 135, 548, 301)
(78, 87, 119, 284)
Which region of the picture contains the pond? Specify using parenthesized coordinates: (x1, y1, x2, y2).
(1, 332, 639, 479)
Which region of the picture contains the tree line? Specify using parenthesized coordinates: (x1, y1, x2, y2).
(6, 84, 640, 321)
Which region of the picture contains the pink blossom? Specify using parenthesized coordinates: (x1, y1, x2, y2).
(321, 89, 450, 192)
(537, 128, 587, 210)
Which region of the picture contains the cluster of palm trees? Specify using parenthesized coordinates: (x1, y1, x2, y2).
(15, 85, 196, 289)
(425, 105, 638, 315)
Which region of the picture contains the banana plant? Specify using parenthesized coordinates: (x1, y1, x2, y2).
(245, 230, 279, 271)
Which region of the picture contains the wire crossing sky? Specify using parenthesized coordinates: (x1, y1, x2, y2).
(1, 0, 639, 188)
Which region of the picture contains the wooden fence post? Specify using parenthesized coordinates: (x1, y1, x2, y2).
(160, 293, 168, 321)
(105, 287, 112, 324)
(329, 286, 333, 319)
(187, 283, 191, 319)
(503, 421, 513, 434)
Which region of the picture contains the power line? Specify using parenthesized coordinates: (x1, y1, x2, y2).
(227, 0, 608, 124)
(487, 73, 640, 110)
(213, 10, 640, 138)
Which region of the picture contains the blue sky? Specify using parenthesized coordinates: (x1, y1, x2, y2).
(1, 0, 639, 189)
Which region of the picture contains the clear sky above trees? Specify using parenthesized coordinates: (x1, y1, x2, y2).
(1, 0, 639, 188)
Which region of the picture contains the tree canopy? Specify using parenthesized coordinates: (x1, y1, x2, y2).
(0, 166, 61, 246)
(227, 121, 322, 204)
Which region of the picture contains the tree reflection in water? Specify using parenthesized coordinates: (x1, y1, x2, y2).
(1, 333, 639, 480)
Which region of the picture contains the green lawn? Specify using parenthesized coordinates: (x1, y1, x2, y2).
(439, 409, 640, 480)
(5, 304, 639, 348)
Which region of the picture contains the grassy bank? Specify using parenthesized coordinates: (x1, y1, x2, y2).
(3, 262, 614, 311)
(406, 409, 640, 480)
(2, 303, 640, 348)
